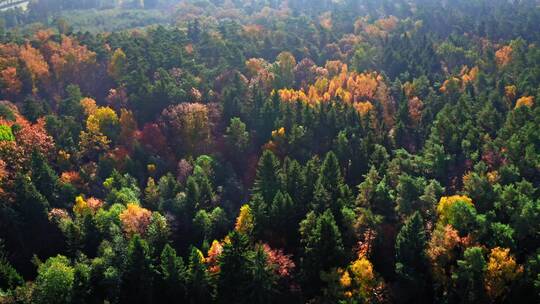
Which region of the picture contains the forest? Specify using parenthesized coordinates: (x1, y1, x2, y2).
(0, 0, 539, 303)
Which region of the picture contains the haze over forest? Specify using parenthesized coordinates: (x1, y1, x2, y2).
(0, 1, 539, 303)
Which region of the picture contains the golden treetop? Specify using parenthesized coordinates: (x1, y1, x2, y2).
(436, 195, 473, 224)
(119, 203, 152, 236)
(235, 204, 254, 235)
(505, 85, 517, 100)
(485, 247, 523, 300)
(515, 96, 534, 109)
(278, 66, 384, 106)
(339, 254, 378, 301)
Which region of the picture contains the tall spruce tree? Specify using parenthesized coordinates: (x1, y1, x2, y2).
(157, 244, 187, 303)
(300, 210, 345, 296)
(217, 231, 253, 303)
(253, 150, 281, 204)
(395, 212, 430, 302)
(30, 150, 59, 207)
(120, 235, 155, 304)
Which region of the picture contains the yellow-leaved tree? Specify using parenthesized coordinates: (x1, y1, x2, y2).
(437, 195, 473, 224)
(234, 204, 254, 236)
(73, 195, 91, 217)
(484, 247, 523, 301)
(79, 106, 119, 160)
(108, 48, 127, 82)
(337, 252, 383, 302)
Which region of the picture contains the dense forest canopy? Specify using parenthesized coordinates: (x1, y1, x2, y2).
(0, 0, 539, 303)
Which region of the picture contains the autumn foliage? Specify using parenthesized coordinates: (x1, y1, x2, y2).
(427, 224, 469, 286)
(495, 45, 513, 67)
(262, 244, 295, 278)
(161, 103, 211, 155)
(206, 240, 223, 273)
(48, 35, 96, 81)
(485, 247, 523, 301)
(277, 65, 385, 105)
(437, 195, 473, 223)
(234, 204, 254, 235)
(0, 2, 538, 303)
(339, 253, 380, 301)
(515, 96, 534, 109)
(119, 203, 152, 236)
(19, 44, 49, 91)
(270, 61, 394, 124)
(1, 67, 21, 96)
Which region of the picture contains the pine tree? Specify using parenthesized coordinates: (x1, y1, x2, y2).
(0, 240, 23, 291)
(158, 244, 187, 303)
(314, 151, 351, 214)
(156, 173, 177, 201)
(283, 158, 306, 206)
(30, 150, 59, 206)
(313, 152, 352, 228)
(196, 173, 215, 209)
(268, 191, 296, 247)
(300, 210, 345, 295)
(11, 174, 53, 261)
(395, 212, 430, 301)
(59, 84, 84, 122)
(217, 231, 253, 303)
(246, 246, 278, 304)
(453, 246, 487, 303)
(317, 151, 343, 196)
(193, 210, 212, 243)
(223, 72, 247, 122)
(395, 174, 427, 219)
(120, 235, 155, 304)
(71, 262, 91, 304)
(187, 247, 212, 304)
(184, 176, 200, 214)
(143, 177, 160, 210)
(253, 150, 281, 204)
(225, 117, 250, 153)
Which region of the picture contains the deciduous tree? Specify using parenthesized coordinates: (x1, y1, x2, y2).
(119, 203, 152, 237)
(485, 247, 523, 301)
